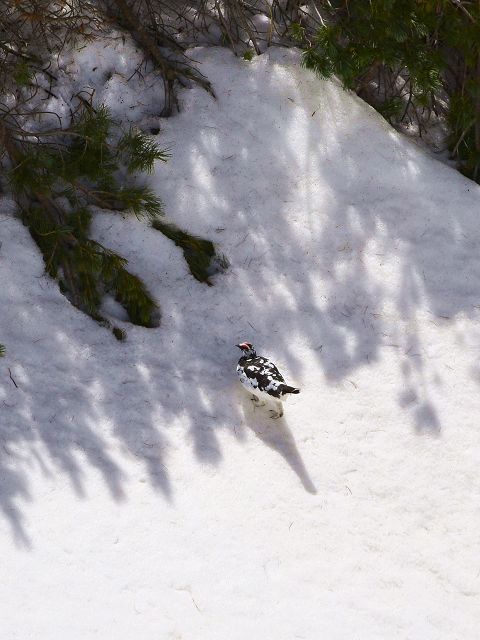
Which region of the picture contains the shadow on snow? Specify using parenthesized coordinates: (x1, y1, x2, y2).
(2, 47, 480, 545)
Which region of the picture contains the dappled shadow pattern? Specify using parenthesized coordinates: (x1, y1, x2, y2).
(2, 47, 480, 544)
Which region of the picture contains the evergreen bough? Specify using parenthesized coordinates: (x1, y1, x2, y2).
(152, 220, 229, 286)
(297, 0, 480, 181)
(2, 101, 229, 339)
(4, 105, 168, 339)
(1, 0, 233, 342)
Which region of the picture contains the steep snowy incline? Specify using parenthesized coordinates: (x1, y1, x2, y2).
(1, 46, 480, 639)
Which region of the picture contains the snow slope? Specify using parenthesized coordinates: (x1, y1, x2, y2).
(2, 46, 480, 639)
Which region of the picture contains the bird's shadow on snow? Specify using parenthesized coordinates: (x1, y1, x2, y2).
(238, 390, 317, 495)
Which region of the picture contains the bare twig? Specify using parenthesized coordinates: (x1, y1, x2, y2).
(7, 368, 18, 389)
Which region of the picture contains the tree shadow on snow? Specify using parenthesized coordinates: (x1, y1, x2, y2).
(4, 46, 480, 544)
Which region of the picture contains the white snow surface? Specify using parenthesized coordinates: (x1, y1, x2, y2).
(2, 45, 480, 638)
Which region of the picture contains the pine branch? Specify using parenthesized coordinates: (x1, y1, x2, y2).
(301, 0, 480, 181)
(152, 219, 229, 285)
(118, 130, 170, 174)
(2, 108, 163, 337)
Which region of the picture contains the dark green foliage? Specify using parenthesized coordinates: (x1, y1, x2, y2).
(5, 101, 228, 338)
(24, 204, 160, 330)
(112, 326, 127, 341)
(152, 219, 229, 285)
(0, 0, 237, 344)
(300, 0, 480, 181)
(7, 105, 166, 336)
(12, 61, 33, 87)
(10, 149, 57, 194)
(113, 186, 164, 221)
(61, 106, 118, 187)
(0, 344, 5, 357)
(118, 130, 170, 174)
(107, 252, 159, 328)
(377, 97, 404, 121)
(301, 2, 444, 96)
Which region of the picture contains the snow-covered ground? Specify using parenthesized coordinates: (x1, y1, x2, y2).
(2, 45, 480, 638)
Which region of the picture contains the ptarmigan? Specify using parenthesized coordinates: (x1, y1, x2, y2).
(236, 342, 300, 418)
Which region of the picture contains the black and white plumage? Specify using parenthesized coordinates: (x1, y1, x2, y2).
(236, 342, 300, 418)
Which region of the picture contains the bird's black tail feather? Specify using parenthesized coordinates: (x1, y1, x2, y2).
(280, 384, 300, 395)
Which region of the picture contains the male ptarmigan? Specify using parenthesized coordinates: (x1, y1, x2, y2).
(236, 342, 300, 418)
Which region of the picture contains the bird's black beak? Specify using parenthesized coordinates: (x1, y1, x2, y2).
(236, 344, 242, 349)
